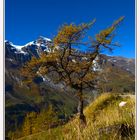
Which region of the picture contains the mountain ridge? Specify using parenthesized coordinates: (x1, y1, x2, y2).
(5, 36, 135, 74)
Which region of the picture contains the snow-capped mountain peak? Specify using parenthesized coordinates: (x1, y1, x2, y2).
(5, 40, 24, 50)
(25, 41, 35, 47)
(5, 36, 53, 63)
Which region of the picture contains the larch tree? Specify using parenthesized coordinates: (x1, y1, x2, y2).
(21, 17, 124, 125)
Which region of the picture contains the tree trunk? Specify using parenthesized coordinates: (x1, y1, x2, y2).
(77, 92, 86, 125)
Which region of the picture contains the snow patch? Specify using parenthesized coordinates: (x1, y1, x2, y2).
(13, 45, 24, 50)
(25, 41, 35, 46)
(113, 60, 117, 62)
(119, 101, 127, 107)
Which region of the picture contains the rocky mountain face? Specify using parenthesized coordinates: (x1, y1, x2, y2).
(5, 36, 135, 106)
(5, 36, 135, 74)
(105, 55, 135, 75)
(5, 36, 135, 103)
(5, 36, 52, 64)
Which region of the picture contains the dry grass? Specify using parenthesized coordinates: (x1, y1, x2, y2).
(18, 93, 135, 140)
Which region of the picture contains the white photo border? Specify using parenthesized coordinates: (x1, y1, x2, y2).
(0, 0, 138, 139)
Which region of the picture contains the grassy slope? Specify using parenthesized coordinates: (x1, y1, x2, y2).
(5, 82, 78, 138)
(18, 93, 135, 140)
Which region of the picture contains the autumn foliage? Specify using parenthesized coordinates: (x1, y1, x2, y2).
(21, 17, 124, 124)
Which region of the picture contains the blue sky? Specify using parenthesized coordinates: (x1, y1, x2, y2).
(5, 0, 135, 58)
